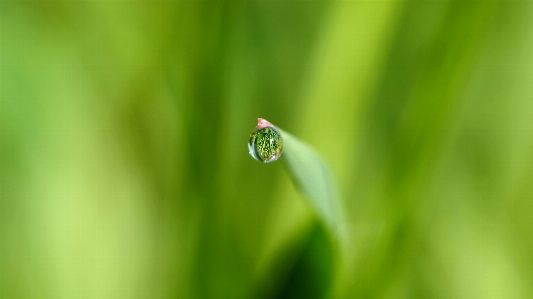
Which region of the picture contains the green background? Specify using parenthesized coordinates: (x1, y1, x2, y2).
(1, 1, 533, 299)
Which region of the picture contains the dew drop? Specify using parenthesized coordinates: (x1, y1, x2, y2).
(248, 119, 283, 163)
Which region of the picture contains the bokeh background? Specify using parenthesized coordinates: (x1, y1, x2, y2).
(1, 1, 533, 299)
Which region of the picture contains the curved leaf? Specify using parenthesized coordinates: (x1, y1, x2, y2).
(277, 128, 344, 237)
(249, 118, 345, 238)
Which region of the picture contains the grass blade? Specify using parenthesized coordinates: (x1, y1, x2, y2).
(278, 128, 344, 237)
(249, 118, 345, 238)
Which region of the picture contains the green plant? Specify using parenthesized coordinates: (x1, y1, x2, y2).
(248, 118, 345, 237)
(248, 118, 346, 298)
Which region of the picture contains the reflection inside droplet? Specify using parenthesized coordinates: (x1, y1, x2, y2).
(248, 121, 283, 163)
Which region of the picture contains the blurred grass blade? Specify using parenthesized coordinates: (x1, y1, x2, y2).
(277, 127, 344, 238)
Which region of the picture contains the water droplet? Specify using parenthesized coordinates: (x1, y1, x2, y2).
(248, 119, 283, 163)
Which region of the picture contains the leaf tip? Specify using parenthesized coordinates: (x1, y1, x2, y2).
(257, 118, 274, 129)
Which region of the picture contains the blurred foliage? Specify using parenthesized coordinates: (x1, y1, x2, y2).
(1, 1, 533, 299)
